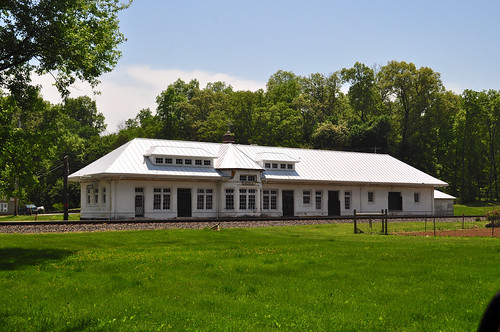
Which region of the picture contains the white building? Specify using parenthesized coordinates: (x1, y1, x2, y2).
(69, 136, 448, 220)
(433, 190, 456, 216)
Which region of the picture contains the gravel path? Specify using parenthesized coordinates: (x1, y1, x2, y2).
(0, 216, 482, 234)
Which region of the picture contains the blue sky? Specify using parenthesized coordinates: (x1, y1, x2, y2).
(35, 0, 500, 132)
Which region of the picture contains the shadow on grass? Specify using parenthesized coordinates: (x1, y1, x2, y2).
(0, 248, 75, 270)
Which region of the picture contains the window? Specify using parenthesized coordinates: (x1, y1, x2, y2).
(272, 163, 278, 169)
(163, 188, 171, 209)
(315, 191, 322, 210)
(153, 188, 171, 210)
(225, 189, 234, 210)
(135, 188, 143, 193)
(240, 174, 257, 182)
(185, 159, 192, 165)
(176, 158, 183, 165)
(87, 189, 91, 205)
(414, 192, 420, 203)
(280, 164, 286, 169)
(197, 189, 212, 210)
(238, 189, 256, 210)
(197, 189, 205, 210)
(165, 158, 172, 164)
(155, 157, 163, 164)
(102, 188, 107, 204)
(206, 189, 213, 210)
(204, 160, 211, 166)
(153, 188, 162, 210)
(368, 191, 374, 203)
(248, 189, 256, 210)
(344, 191, 351, 210)
(0, 203, 8, 212)
(195, 159, 202, 166)
(303, 190, 311, 205)
(265, 162, 271, 168)
(287, 164, 293, 170)
(239, 189, 247, 210)
(263, 189, 278, 210)
(94, 188, 99, 204)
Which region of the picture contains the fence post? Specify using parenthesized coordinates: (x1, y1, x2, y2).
(353, 209, 357, 234)
(381, 209, 384, 233)
(462, 213, 465, 229)
(384, 209, 388, 235)
(424, 217, 427, 231)
(433, 216, 436, 237)
(492, 219, 495, 238)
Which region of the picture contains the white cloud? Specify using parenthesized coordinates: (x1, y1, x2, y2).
(32, 65, 266, 133)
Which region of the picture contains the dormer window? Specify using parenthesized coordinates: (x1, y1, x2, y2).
(265, 163, 271, 168)
(240, 174, 257, 183)
(146, 146, 215, 167)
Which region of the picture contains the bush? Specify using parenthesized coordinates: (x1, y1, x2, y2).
(52, 203, 64, 212)
(485, 210, 500, 227)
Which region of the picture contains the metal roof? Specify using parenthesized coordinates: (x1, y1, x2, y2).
(69, 138, 448, 187)
(215, 144, 264, 170)
(434, 190, 456, 199)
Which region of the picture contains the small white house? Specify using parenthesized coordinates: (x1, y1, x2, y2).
(69, 136, 448, 220)
(433, 190, 456, 216)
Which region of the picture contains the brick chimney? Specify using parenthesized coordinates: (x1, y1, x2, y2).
(222, 131, 235, 144)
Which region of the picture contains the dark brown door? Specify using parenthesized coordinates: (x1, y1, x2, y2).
(177, 188, 192, 217)
(282, 190, 294, 217)
(328, 191, 341, 216)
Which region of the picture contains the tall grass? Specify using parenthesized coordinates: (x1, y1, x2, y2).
(0, 224, 497, 331)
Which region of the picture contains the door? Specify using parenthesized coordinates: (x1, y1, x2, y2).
(135, 188, 144, 217)
(282, 190, 294, 217)
(177, 188, 192, 217)
(388, 192, 403, 211)
(328, 191, 341, 216)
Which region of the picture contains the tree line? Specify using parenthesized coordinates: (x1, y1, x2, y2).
(2, 61, 499, 211)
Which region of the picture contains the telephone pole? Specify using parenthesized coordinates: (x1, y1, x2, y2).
(63, 155, 69, 220)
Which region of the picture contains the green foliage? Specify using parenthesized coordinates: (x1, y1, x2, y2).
(0, 0, 130, 95)
(0, 225, 497, 330)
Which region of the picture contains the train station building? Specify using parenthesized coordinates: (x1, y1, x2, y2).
(69, 133, 450, 220)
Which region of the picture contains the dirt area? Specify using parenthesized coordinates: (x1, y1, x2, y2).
(398, 227, 500, 238)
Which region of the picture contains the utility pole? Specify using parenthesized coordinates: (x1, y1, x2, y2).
(63, 155, 69, 220)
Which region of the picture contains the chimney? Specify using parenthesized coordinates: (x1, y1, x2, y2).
(222, 130, 235, 144)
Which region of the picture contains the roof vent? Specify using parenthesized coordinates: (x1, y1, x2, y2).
(222, 131, 235, 144)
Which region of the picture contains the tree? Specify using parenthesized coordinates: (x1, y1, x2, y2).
(311, 121, 350, 150)
(62, 96, 106, 139)
(297, 72, 345, 144)
(341, 62, 383, 123)
(156, 79, 199, 139)
(377, 61, 444, 167)
(0, 0, 130, 95)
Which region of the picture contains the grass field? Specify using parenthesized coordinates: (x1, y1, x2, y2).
(0, 213, 81, 222)
(454, 203, 500, 216)
(0, 223, 497, 331)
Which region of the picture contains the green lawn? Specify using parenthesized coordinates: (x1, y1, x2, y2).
(454, 203, 500, 216)
(0, 224, 497, 331)
(0, 213, 80, 222)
